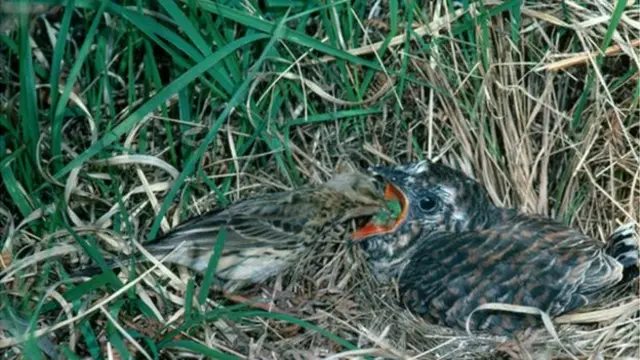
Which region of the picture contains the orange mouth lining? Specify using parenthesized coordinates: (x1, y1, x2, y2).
(351, 183, 408, 241)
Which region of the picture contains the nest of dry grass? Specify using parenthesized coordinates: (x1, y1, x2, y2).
(1, 0, 639, 359)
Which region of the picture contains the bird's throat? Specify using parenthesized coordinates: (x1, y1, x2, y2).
(351, 183, 408, 240)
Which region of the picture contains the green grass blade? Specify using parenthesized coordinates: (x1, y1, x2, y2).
(111, 2, 235, 94)
(52, 33, 270, 181)
(572, 0, 627, 129)
(225, 310, 359, 351)
(158, 0, 211, 56)
(51, 0, 108, 172)
(288, 108, 382, 125)
(0, 158, 33, 217)
(48, 0, 75, 123)
(197, 1, 383, 71)
(146, 17, 288, 240)
(40, 273, 114, 313)
(160, 340, 239, 359)
(197, 228, 226, 305)
(79, 319, 102, 359)
(61, 348, 82, 360)
(18, 3, 41, 177)
(106, 324, 132, 360)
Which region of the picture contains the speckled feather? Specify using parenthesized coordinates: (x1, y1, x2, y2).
(400, 215, 622, 333)
(357, 160, 638, 336)
(77, 171, 385, 290)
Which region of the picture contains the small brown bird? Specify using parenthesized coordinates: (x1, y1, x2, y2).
(78, 170, 387, 291)
(352, 160, 639, 336)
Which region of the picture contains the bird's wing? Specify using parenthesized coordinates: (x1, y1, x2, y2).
(399, 221, 616, 334)
(145, 193, 315, 257)
(75, 184, 381, 277)
(145, 184, 378, 252)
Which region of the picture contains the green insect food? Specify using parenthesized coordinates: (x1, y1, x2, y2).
(371, 200, 403, 227)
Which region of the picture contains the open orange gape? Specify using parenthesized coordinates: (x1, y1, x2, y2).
(351, 183, 409, 241)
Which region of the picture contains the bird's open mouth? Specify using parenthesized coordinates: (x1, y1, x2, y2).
(351, 182, 408, 241)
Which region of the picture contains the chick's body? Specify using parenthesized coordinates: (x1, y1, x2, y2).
(355, 160, 639, 336)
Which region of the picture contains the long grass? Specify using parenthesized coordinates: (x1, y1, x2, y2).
(1, 0, 638, 359)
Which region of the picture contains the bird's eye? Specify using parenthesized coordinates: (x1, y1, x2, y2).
(419, 195, 438, 212)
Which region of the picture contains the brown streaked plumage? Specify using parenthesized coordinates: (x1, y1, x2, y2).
(77, 171, 386, 291)
(352, 159, 639, 336)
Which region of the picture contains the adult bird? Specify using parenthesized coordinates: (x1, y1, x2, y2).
(352, 159, 639, 336)
(76, 170, 388, 292)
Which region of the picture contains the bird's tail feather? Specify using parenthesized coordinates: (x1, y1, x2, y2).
(72, 210, 227, 277)
(605, 222, 639, 279)
(71, 239, 197, 277)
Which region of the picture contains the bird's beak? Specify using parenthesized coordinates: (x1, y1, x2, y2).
(351, 182, 409, 241)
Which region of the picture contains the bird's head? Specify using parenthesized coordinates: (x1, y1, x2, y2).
(351, 159, 500, 278)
